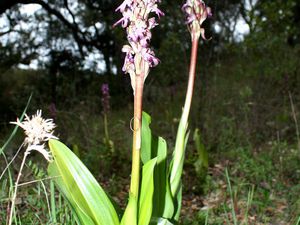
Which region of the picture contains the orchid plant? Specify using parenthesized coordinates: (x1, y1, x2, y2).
(114, 1, 164, 223)
(6, 0, 211, 224)
(101, 83, 114, 152)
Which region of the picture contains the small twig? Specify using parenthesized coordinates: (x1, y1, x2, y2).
(7, 150, 29, 225)
(40, 180, 52, 221)
(17, 175, 61, 187)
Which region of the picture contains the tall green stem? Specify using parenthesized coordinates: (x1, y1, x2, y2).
(181, 35, 199, 126)
(104, 113, 109, 142)
(103, 113, 114, 152)
(170, 32, 199, 196)
(129, 71, 145, 199)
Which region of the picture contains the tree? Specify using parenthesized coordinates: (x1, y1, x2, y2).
(0, 0, 122, 74)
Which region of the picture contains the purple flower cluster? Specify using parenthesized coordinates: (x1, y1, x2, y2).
(101, 83, 110, 114)
(115, 0, 164, 80)
(182, 0, 212, 39)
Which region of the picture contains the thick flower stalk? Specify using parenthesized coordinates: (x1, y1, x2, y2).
(170, 0, 211, 198)
(115, 0, 163, 200)
(8, 110, 57, 225)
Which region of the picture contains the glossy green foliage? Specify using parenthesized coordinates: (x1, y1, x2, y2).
(141, 112, 175, 224)
(157, 218, 174, 225)
(47, 111, 187, 225)
(141, 112, 157, 164)
(169, 119, 189, 221)
(48, 139, 120, 225)
(120, 158, 157, 225)
(121, 194, 137, 225)
(169, 120, 189, 196)
(139, 158, 157, 225)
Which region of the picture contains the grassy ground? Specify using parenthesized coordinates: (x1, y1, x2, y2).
(1, 98, 299, 224)
(0, 52, 300, 224)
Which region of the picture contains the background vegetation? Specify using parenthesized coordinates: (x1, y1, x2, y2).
(0, 0, 300, 224)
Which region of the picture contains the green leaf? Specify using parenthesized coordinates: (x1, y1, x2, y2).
(48, 163, 94, 225)
(193, 128, 208, 181)
(141, 112, 174, 221)
(193, 129, 208, 167)
(157, 218, 174, 225)
(169, 121, 189, 198)
(141, 112, 158, 164)
(153, 138, 174, 219)
(168, 119, 190, 222)
(150, 217, 174, 225)
(121, 194, 137, 225)
(138, 158, 157, 225)
(172, 184, 182, 221)
(48, 139, 119, 225)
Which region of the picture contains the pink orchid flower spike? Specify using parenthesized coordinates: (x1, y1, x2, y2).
(182, 0, 212, 40)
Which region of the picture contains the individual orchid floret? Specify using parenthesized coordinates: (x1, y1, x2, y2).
(182, 0, 212, 40)
(11, 110, 58, 161)
(115, 0, 164, 93)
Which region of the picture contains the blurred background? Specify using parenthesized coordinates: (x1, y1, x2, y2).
(0, 0, 300, 224)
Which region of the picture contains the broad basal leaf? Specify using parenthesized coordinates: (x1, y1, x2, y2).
(121, 194, 137, 225)
(153, 138, 174, 220)
(138, 158, 157, 225)
(141, 112, 158, 164)
(141, 112, 174, 222)
(48, 139, 119, 225)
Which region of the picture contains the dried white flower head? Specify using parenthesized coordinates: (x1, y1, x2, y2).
(11, 110, 58, 162)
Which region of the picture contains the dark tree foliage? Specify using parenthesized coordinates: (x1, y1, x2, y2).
(0, 0, 299, 107)
(1, 0, 299, 74)
(0, 0, 121, 75)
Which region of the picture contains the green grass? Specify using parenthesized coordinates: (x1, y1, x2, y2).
(181, 143, 299, 225)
